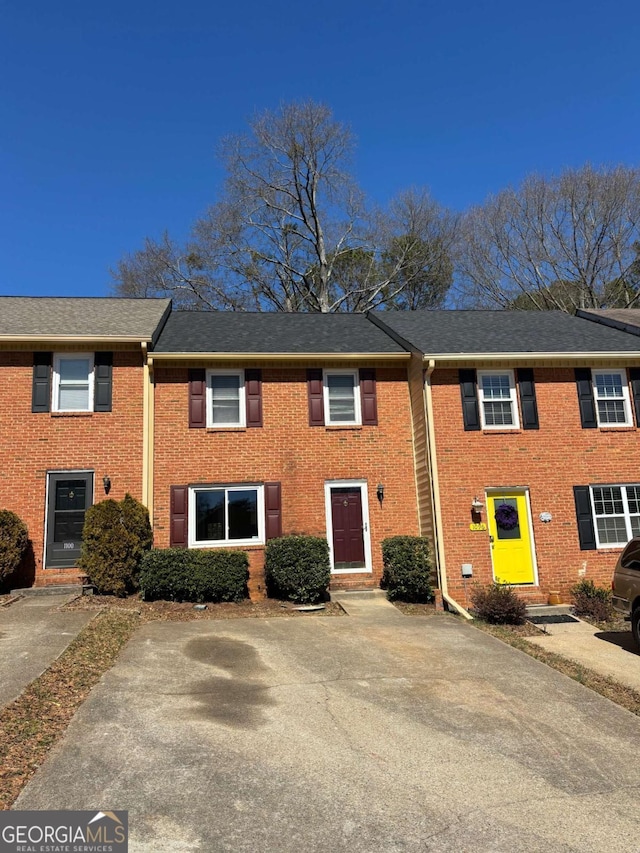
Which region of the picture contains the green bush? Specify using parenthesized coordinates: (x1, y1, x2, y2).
(381, 536, 434, 602)
(0, 509, 29, 583)
(470, 582, 527, 624)
(78, 494, 152, 596)
(140, 549, 249, 602)
(571, 579, 613, 622)
(265, 535, 330, 603)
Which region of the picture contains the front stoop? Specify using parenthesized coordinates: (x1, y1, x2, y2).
(11, 584, 82, 597)
(525, 604, 574, 618)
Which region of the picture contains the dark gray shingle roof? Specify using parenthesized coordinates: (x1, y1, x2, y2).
(154, 312, 407, 354)
(577, 309, 640, 337)
(0, 297, 171, 341)
(370, 310, 640, 354)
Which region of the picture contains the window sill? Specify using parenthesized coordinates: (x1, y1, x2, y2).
(188, 540, 264, 549)
(50, 412, 93, 418)
(325, 425, 363, 431)
(205, 427, 247, 433)
(481, 428, 521, 435)
(598, 426, 636, 432)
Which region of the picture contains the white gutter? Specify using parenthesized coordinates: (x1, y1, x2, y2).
(421, 351, 640, 363)
(423, 359, 473, 620)
(149, 351, 410, 362)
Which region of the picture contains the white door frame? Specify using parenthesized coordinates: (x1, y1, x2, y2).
(485, 486, 539, 586)
(324, 479, 373, 574)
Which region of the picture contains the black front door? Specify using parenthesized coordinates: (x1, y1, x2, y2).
(45, 473, 93, 568)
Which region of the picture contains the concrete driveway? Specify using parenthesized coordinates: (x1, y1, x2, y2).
(15, 605, 640, 852)
(0, 593, 93, 707)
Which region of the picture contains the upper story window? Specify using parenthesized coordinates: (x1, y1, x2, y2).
(189, 484, 264, 547)
(477, 370, 520, 430)
(206, 369, 246, 428)
(53, 354, 94, 412)
(592, 370, 632, 426)
(323, 370, 361, 426)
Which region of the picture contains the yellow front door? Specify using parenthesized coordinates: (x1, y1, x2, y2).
(487, 492, 535, 585)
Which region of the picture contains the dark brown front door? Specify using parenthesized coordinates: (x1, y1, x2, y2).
(330, 487, 366, 570)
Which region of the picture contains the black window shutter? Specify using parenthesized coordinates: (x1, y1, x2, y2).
(264, 482, 282, 540)
(575, 368, 597, 429)
(245, 368, 263, 427)
(307, 369, 325, 426)
(170, 485, 188, 547)
(573, 486, 596, 550)
(629, 368, 640, 427)
(517, 368, 539, 430)
(32, 352, 52, 413)
(359, 368, 378, 425)
(459, 369, 480, 431)
(94, 352, 113, 412)
(188, 369, 206, 428)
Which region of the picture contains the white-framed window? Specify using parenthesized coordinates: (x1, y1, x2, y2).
(189, 484, 264, 547)
(323, 369, 361, 426)
(52, 354, 94, 412)
(477, 370, 519, 429)
(592, 370, 632, 427)
(591, 484, 640, 547)
(206, 369, 245, 428)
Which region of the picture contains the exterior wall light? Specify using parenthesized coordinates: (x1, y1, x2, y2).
(377, 483, 385, 503)
(471, 496, 484, 513)
(103, 475, 112, 495)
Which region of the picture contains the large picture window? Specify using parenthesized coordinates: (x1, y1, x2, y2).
(206, 370, 245, 428)
(591, 484, 640, 547)
(189, 484, 263, 547)
(477, 370, 519, 429)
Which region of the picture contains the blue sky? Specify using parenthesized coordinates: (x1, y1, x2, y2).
(1, 0, 639, 297)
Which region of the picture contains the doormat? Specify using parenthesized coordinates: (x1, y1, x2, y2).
(527, 614, 579, 625)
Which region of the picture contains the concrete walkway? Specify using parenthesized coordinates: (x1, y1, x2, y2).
(527, 615, 640, 691)
(0, 593, 93, 707)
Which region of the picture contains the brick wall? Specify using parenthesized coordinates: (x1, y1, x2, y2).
(431, 365, 640, 606)
(152, 363, 419, 598)
(0, 349, 145, 586)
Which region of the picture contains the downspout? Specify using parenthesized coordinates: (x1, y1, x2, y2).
(424, 359, 472, 620)
(146, 355, 155, 526)
(142, 343, 149, 508)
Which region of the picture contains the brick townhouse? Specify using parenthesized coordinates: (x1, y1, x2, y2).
(371, 309, 640, 608)
(0, 296, 170, 588)
(147, 311, 420, 598)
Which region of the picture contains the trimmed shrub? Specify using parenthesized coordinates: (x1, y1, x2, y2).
(265, 535, 330, 603)
(470, 583, 527, 624)
(140, 549, 249, 602)
(381, 536, 433, 602)
(0, 509, 29, 583)
(571, 579, 613, 622)
(78, 494, 152, 596)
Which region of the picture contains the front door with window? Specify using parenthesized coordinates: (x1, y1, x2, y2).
(487, 490, 536, 585)
(45, 473, 94, 568)
(328, 485, 367, 571)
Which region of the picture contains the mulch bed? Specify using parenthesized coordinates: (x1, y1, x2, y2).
(391, 601, 439, 617)
(63, 593, 344, 621)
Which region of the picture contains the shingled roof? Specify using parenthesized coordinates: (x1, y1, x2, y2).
(154, 311, 407, 354)
(0, 297, 171, 342)
(369, 310, 640, 355)
(577, 308, 640, 337)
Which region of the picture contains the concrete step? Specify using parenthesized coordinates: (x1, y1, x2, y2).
(11, 584, 82, 597)
(525, 604, 574, 617)
(330, 589, 387, 601)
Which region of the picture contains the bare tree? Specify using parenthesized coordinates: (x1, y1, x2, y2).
(111, 101, 454, 312)
(456, 165, 640, 311)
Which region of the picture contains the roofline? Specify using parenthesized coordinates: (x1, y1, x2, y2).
(420, 351, 640, 362)
(0, 335, 155, 344)
(149, 351, 410, 362)
(576, 309, 640, 337)
(150, 301, 173, 348)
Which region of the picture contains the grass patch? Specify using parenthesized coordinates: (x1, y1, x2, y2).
(0, 609, 140, 809)
(475, 621, 640, 716)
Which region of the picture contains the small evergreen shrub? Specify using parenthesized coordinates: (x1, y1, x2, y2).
(140, 549, 249, 602)
(471, 582, 527, 624)
(78, 494, 152, 596)
(571, 579, 613, 622)
(265, 535, 330, 603)
(0, 509, 29, 583)
(381, 536, 433, 602)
